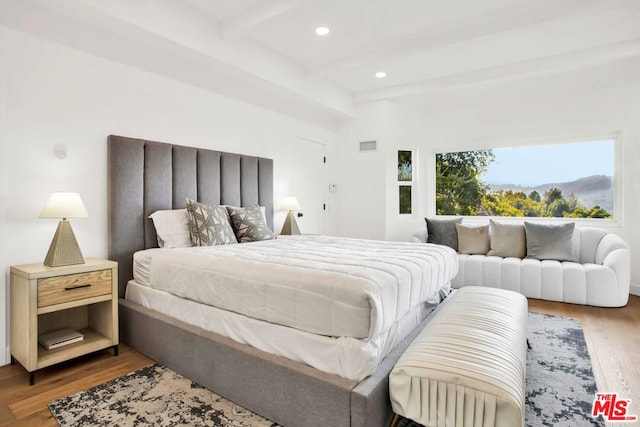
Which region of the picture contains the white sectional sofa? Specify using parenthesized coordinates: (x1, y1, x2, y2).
(411, 223, 630, 307)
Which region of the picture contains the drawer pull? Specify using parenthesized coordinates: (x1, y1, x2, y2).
(64, 284, 92, 291)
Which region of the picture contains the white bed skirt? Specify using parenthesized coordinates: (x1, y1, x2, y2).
(125, 280, 436, 381)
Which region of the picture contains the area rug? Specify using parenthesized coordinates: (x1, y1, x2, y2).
(49, 312, 602, 427)
(48, 364, 281, 426)
(523, 312, 603, 427)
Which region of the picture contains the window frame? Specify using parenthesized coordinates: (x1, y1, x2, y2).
(429, 131, 623, 226)
(397, 149, 417, 216)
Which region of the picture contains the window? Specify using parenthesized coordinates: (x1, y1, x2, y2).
(435, 137, 616, 219)
(398, 150, 413, 214)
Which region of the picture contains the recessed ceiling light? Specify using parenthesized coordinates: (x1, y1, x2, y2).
(315, 27, 330, 36)
(375, 71, 387, 79)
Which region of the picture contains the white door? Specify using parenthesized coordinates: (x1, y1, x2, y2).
(293, 137, 326, 234)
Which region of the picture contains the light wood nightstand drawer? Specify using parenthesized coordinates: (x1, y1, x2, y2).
(38, 269, 112, 307)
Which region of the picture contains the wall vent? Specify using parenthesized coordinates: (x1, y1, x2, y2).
(359, 140, 377, 152)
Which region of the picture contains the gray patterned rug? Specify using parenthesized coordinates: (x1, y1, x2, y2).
(524, 312, 603, 427)
(49, 312, 603, 427)
(49, 364, 280, 426)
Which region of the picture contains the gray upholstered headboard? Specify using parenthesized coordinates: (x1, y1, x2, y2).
(107, 135, 274, 298)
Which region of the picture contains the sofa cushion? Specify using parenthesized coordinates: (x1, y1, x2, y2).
(487, 220, 526, 258)
(456, 224, 489, 254)
(578, 227, 608, 264)
(524, 222, 578, 262)
(425, 217, 462, 250)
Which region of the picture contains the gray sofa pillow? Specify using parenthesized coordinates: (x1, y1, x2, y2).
(487, 220, 526, 258)
(425, 217, 462, 250)
(524, 221, 578, 262)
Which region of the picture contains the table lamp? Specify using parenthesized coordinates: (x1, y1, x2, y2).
(39, 192, 89, 267)
(279, 196, 301, 235)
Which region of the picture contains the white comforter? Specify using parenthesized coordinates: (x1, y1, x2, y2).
(140, 235, 458, 340)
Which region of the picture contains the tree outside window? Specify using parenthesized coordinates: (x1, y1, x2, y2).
(435, 139, 614, 219)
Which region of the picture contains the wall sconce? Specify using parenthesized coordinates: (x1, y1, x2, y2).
(53, 144, 67, 159)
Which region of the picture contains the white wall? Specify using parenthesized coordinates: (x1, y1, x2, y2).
(0, 26, 8, 365)
(333, 77, 640, 294)
(330, 101, 430, 240)
(0, 27, 337, 365)
(328, 102, 391, 239)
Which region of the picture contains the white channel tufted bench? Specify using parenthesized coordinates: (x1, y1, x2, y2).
(389, 287, 528, 427)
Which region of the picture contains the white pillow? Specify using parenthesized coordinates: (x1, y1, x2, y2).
(149, 209, 192, 248)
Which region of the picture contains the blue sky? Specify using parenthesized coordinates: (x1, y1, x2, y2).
(480, 140, 615, 186)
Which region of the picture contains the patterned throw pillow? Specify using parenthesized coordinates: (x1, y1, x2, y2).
(185, 198, 237, 246)
(226, 206, 275, 243)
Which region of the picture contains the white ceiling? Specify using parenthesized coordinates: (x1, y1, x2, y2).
(2, 0, 640, 128)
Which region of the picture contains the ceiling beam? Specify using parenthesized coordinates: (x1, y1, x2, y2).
(354, 38, 640, 103)
(221, 0, 313, 39)
(1, 0, 355, 127)
(305, 0, 603, 79)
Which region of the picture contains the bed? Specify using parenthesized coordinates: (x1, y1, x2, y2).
(108, 135, 458, 426)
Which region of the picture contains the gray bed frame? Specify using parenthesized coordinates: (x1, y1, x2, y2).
(108, 135, 440, 427)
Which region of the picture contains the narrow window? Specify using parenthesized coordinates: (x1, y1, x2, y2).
(399, 186, 412, 214)
(398, 150, 413, 214)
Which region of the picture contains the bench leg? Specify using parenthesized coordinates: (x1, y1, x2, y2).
(390, 413, 401, 427)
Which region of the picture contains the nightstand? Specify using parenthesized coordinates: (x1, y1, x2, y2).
(10, 258, 119, 385)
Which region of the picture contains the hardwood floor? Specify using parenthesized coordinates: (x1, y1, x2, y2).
(0, 344, 153, 426)
(1, 296, 639, 426)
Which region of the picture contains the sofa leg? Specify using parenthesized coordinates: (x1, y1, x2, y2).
(390, 413, 401, 427)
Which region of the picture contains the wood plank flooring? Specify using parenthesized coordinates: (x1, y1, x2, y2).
(0, 344, 153, 426)
(1, 296, 639, 426)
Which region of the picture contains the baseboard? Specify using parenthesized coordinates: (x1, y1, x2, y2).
(630, 283, 640, 297)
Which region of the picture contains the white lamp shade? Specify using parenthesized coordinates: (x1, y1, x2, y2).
(39, 192, 89, 219)
(279, 196, 301, 212)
